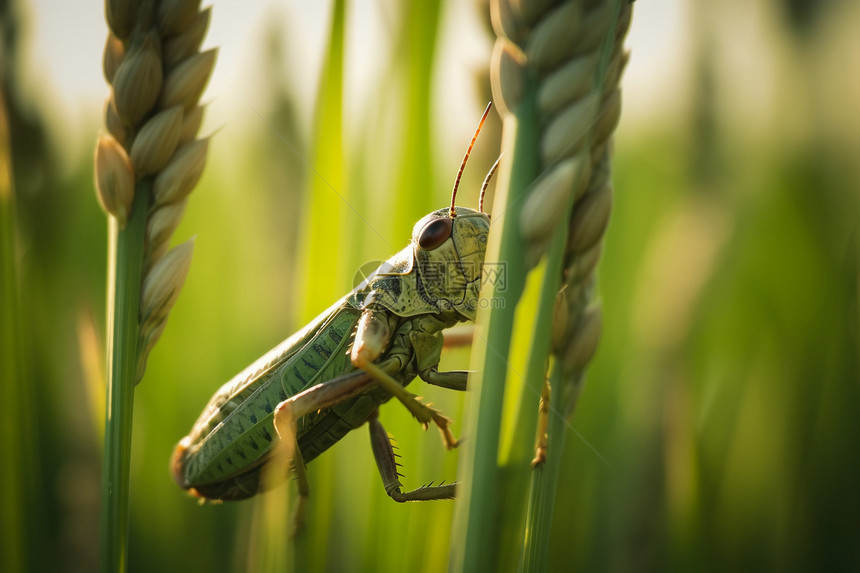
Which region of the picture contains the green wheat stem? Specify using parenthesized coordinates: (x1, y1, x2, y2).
(497, 153, 576, 569)
(508, 224, 566, 466)
(99, 180, 149, 573)
(521, 358, 567, 572)
(451, 79, 540, 573)
(520, 216, 570, 571)
(495, 238, 566, 564)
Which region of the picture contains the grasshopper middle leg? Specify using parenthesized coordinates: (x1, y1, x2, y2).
(421, 368, 468, 391)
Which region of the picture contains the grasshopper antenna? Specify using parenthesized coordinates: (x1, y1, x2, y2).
(479, 153, 503, 214)
(450, 102, 493, 218)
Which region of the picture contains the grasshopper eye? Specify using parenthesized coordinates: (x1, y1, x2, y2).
(418, 218, 453, 251)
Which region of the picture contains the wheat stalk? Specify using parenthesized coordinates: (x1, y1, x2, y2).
(95, 1, 216, 571)
(492, 1, 631, 570)
(452, 0, 631, 570)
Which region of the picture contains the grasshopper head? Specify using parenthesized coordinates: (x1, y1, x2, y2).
(364, 102, 499, 321)
(411, 206, 491, 320)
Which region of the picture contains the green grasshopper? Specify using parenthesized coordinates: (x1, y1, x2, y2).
(172, 104, 500, 524)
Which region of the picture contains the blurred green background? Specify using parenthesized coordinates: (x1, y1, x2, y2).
(3, 0, 860, 571)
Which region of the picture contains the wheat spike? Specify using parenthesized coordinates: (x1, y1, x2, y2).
(96, 0, 216, 383)
(489, 0, 632, 391)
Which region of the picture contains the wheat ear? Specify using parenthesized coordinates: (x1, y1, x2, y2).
(495, 0, 630, 383)
(451, 1, 631, 571)
(95, 1, 215, 571)
(489, 0, 632, 570)
(97, 0, 215, 379)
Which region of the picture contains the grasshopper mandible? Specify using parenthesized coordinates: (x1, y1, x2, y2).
(172, 104, 500, 522)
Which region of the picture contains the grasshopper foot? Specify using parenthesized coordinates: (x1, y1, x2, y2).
(531, 445, 547, 467)
(432, 412, 460, 450)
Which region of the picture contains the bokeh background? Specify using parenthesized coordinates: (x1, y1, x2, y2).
(2, 0, 860, 571)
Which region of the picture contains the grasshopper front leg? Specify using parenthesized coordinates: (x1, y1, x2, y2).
(351, 309, 460, 449)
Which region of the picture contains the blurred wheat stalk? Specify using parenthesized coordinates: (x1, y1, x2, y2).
(95, 1, 215, 571)
(453, 0, 631, 570)
(1, 88, 25, 573)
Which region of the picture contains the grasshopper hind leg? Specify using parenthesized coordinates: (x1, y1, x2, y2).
(368, 409, 456, 502)
(290, 448, 309, 536)
(271, 370, 376, 534)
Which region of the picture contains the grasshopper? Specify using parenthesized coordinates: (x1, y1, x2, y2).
(172, 104, 500, 524)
